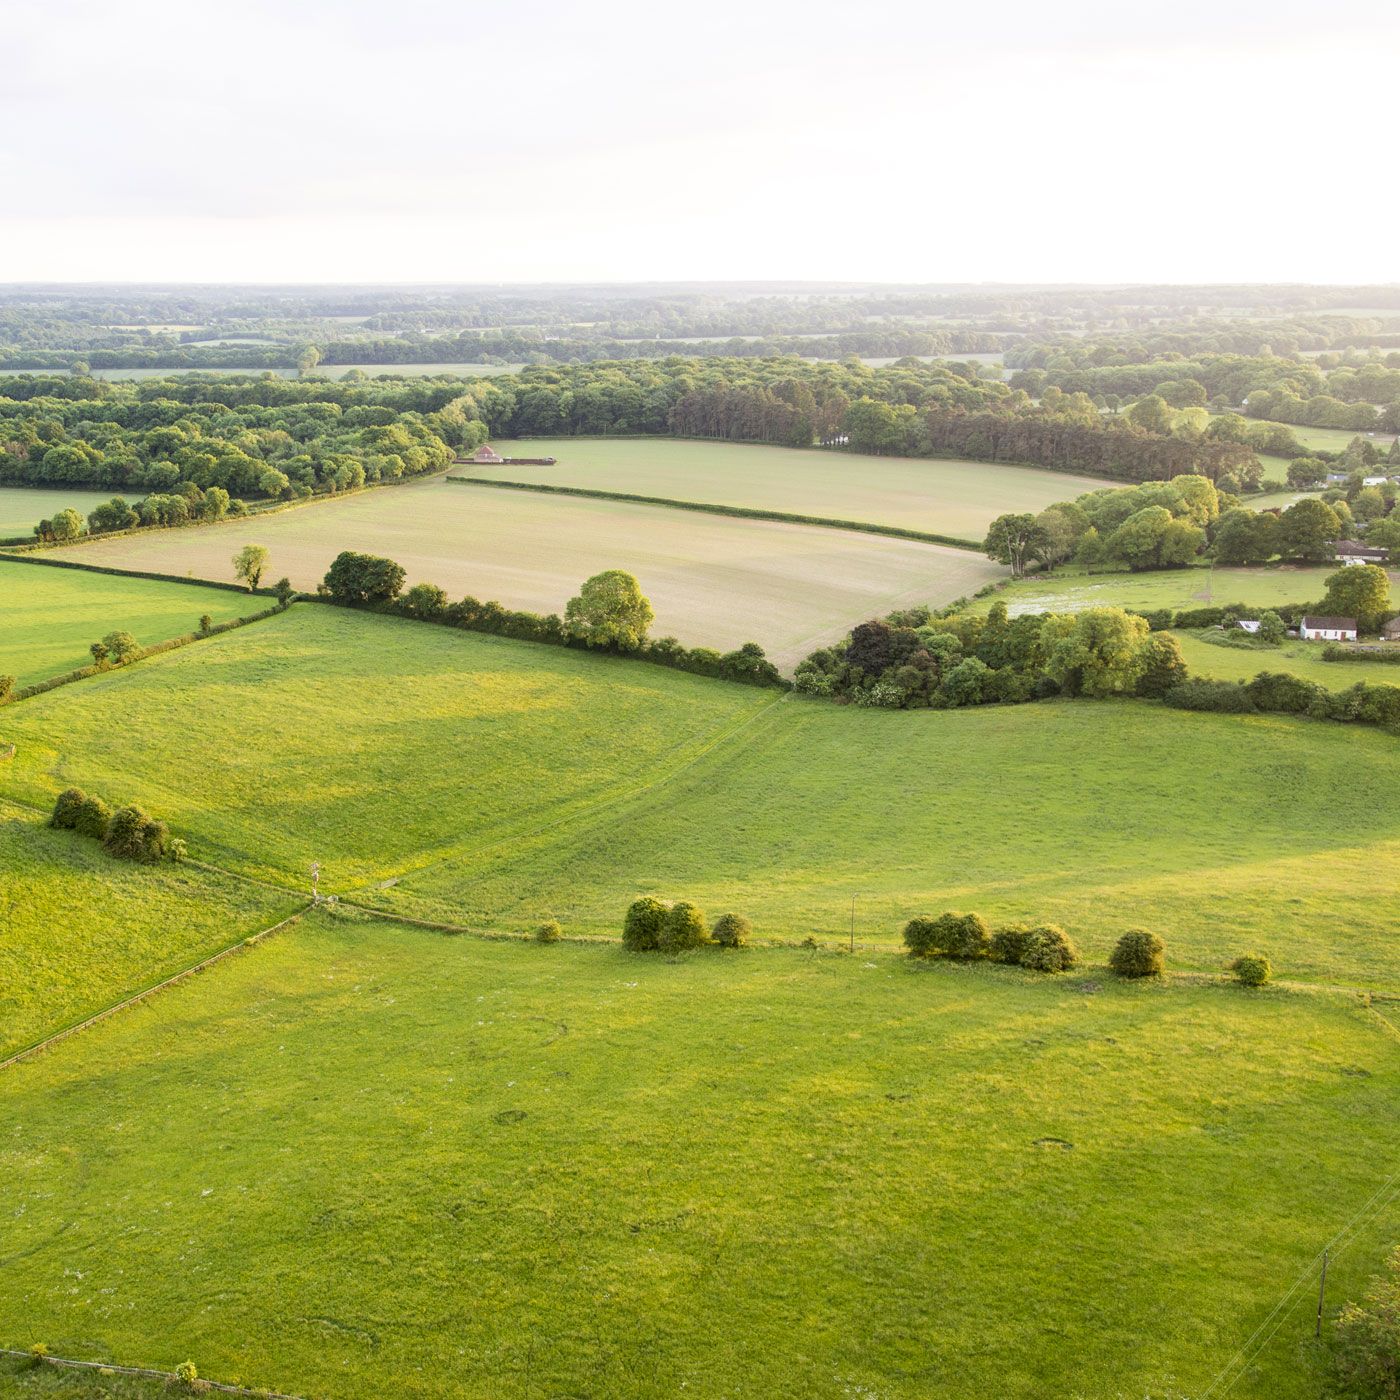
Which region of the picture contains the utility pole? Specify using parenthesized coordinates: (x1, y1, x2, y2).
(311, 861, 321, 903)
(1316, 1248, 1329, 1338)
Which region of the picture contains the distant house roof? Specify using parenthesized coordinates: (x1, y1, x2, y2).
(1331, 539, 1390, 558)
(1383, 617, 1400, 638)
(470, 444, 504, 461)
(1301, 616, 1358, 631)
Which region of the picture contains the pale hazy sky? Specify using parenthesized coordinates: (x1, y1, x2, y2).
(3, 0, 1397, 285)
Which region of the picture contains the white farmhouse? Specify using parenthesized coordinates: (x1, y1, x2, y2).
(1299, 615, 1358, 642)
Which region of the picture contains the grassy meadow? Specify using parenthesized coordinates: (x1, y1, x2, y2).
(0, 807, 299, 1057)
(5, 605, 1400, 990)
(1253, 419, 1397, 453)
(0, 561, 250, 685)
(37, 477, 1003, 668)
(1171, 628, 1395, 690)
(0, 487, 138, 540)
(4, 910, 1398, 1400)
(469, 437, 1113, 540)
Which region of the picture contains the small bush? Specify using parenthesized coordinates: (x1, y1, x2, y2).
(660, 900, 708, 952)
(174, 1360, 198, 1387)
(28, 1343, 49, 1365)
(103, 804, 170, 863)
(50, 787, 87, 829)
(198, 613, 213, 634)
(989, 924, 1034, 964)
(939, 911, 991, 960)
(1164, 678, 1257, 713)
(1021, 924, 1080, 973)
(535, 919, 562, 943)
(0, 674, 14, 703)
(711, 912, 751, 948)
(1110, 928, 1165, 978)
(903, 916, 941, 957)
(72, 793, 112, 840)
(1229, 952, 1271, 987)
(622, 896, 668, 952)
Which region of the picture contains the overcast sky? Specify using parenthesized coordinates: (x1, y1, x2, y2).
(3, 0, 1397, 285)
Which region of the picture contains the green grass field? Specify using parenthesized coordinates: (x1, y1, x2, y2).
(1171, 628, 1393, 690)
(0, 562, 250, 685)
(1253, 418, 1396, 453)
(4, 909, 1397, 1400)
(472, 437, 1112, 539)
(38, 477, 1003, 669)
(5, 606, 1400, 990)
(975, 563, 1362, 617)
(0, 807, 299, 1057)
(0, 488, 138, 540)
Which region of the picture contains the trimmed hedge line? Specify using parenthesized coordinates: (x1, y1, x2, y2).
(1, 603, 287, 705)
(446, 476, 984, 552)
(1323, 643, 1400, 665)
(0, 551, 278, 596)
(1164, 669, 1400, 731)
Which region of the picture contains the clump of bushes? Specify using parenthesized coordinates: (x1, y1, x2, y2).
(0, 674, 14, 703)
(51, 787, 180, 863)
(535, 919, 562, 944)
(1229, 952, 1271, 987)
(623, 896, 668, 952)
(986, 922, 1080, 972)
(1332, 1246, 1400, 1397)
(659, 900, 708, 952)
(1110, 929, 1165, 978)
(903, 912, 990, 960)
(711, 912, 752, 948)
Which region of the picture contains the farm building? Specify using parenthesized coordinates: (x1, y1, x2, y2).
(1382, 618, 1400, 641)
(1300, 615, 1358, 642)
(1237, 619, 1261, 634)
(451, 444, 558, 467)
(1331, 540, 1390, 565)
(468, 445, 505, 465)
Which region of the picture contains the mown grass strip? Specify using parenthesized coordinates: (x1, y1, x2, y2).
(446, 474, 985, 551)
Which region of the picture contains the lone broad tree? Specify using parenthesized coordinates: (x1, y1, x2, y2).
(233, 544, 270, 591)
(565, 570, 654, 649)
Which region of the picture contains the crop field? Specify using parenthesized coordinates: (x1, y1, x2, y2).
(470, 436, 1114, 539)
(0, 807, 298, 1057)
(0, 561, 250, 685)
(5, 605, 1400, 991)
(973, 563, 1360, 617)
(37, 477, 1004, 669)
(0, 487, 137, 539)
(4, 909, 1399, 1400)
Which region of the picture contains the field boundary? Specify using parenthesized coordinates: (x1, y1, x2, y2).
(0, 1350, 307, 1400)
(0, 904, 310, 1072)
(445, 475, 985, 551)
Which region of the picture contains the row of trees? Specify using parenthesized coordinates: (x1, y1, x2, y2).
(51, 786, 181, 863)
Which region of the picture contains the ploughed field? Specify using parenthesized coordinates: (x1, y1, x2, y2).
(35, 476, 1003, 670)
(4, 909, 1398, 1400)
(462, 437, 1114, 541)
(0, 560, 251, 685)
(5, 603, 1400, 991)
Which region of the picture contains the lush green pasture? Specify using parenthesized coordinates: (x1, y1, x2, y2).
(0, 561, 249, 685)
(0, 606, 774, 888)
(0, 488, 137, 540)
(0, 1355, 167, 1398)
(474, 436, 1113, 539)
(1171, 628, 1392, 690)
(1252, 418, 1396, 452)
(5, 606, 1400, 989)
(0, 808, 297, 1057)
(975, 564, 1358, 617)
(40, 477, 1003, 668)
(4, 911, 1396, 1400)
(386, 697, 1400, 989)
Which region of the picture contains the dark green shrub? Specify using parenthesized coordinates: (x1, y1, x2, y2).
(1244, 671, 1326, 714)
(989, 924, 1033, 964)
(0, 674, 13, 702)
(660, 900, 708, 952)
(938, 911, 991, 960)
(1164, 679, 1257, 714)
(198, 613, 213, 634)
(622, 896, 667, 952)
(273, 577, 295, 609)
(1332, 1246, 1400, 1397)
(322, 550, 406, 604)
(103, 805, 169, 863)
(72, 794, 112, 840)
(50, 787, 86, 829)
(1021, 924, 1080, 973)
(903, 916, 941, 957)
(1229, 953, 1271, 987)
(1110, 928, 1165, 978)
(535, 919, 562, 944)
(103, 630, 140, 664)
(711, 912, 751, 948)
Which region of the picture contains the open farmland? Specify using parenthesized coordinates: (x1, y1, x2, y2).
(6, 605, 1400, 991)
(0, 561, 251, 685)
(972, 563, 1364, 617)
(0, 808, 298, 1057)
(36, 478, 1004, 669)
(1170, 629, 1397, 690)
(1253, 419, 1397, 453)
(468, 437, 1114, 539)
(4, 910, 1399, 1400)
(0, 487, 139, 539)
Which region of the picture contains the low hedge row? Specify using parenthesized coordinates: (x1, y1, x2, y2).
(1164, 670, 1400, 730)
(1128, 601, 1312, 631)
(1323, 643, 1400, 665)
(447, 476, 984, 552)
(1, 603, 287, 706)
(0, 550, 279, 597)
